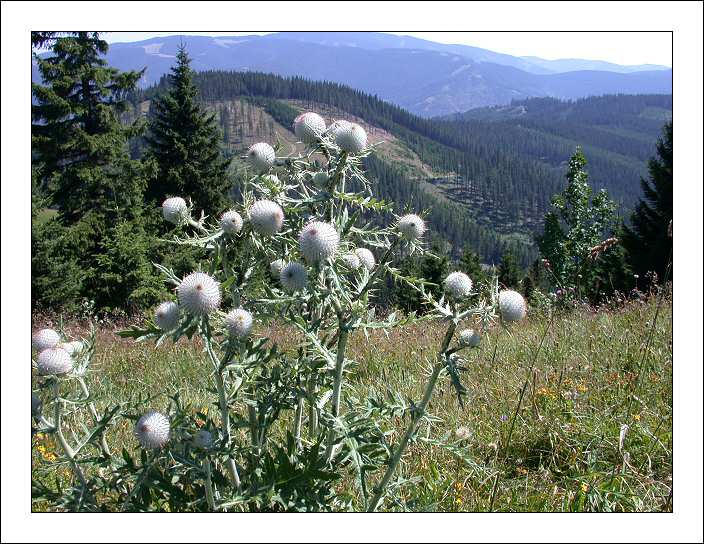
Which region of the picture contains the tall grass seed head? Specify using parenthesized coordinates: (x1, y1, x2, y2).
(444, 272, 473, 299)
(398, 214, 426, 240)
(32, 328, 60, 352)
(299, 221, 340, 263)
(177, 272, 221, 315)
(247, 142, 276, 173)
(220, 210, 243, 235)
(155, 301, 180, 330)
(135, 411, 170, 449)
(280, 262, 308, 291)
(498, 289, 527, 322)
(37, 347, 73, 376)
(335, 122, 368, 153)
(355, 248, 376, 271)
(249, 199, 284, 236)
(226, 308, 254, 338)
(342, 253, 361, 270)
(162, 197, 188, 225)
(294, 112, 326, 144)
(459, 328, 481, 347)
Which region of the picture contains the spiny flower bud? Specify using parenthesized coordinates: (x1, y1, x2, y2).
(32, 328, 60, 352)
(162, 197, 188, 225)
(444, 272, 473, 299)
(335, 122, 368, 153)
(155, 301, 180, 330)
(226, 308, 254, 338)
(177, 272, 221, 316)
(299, 221, 340, 264)
(342, 253, 361, 270)
(270, 259, 286, 278)
(280, 262, 308, 292)
(355, 248, 376, 271)
(37, 347, 73, 376)
(220, 210, 243, 235)
(459, 329, 481, 348)
(312, 171, 329, 188)
(294, 112, 326, 144)
(135, 411, 170, 449)
(398, 214, 426, 240)
(455, 426, 472, 440)
(498, 290, 527, 322)
(192, 429, 213, 450)
(247, 142, 275, 173)
(249, 200, 284, 236)
(58, 340, 84, 356)
(32, 392, 42, 418)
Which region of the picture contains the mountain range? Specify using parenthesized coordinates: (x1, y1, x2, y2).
(35, 32, 672, 117)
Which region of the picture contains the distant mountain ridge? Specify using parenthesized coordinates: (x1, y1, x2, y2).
(34, 32, 672, 117)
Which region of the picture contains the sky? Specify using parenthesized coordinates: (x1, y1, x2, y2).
(100, 31, 673, 67)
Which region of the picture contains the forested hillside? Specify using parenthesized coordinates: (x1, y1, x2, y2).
(130, 72, 668, 265)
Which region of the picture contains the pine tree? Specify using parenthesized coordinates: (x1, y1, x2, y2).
(537, 147, 618, 300)
(31, 32, 160, 312)
(458, 246, 487, 286)
(622, 122, 673, 284)
(144, 45, 232, 212)
(498, 247, 522, 288)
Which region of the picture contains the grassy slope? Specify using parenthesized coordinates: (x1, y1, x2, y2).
(33, 296, 672, 512)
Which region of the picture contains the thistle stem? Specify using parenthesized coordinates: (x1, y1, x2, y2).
(324, 325, 350, 462)
(205, 334, 241, 489)
(203, 457, 216, 511)
(52, 381, 88, 492)
(367, 320, 457, 512)
(76, 376, 111, 457)
(293, 395, 304, 450)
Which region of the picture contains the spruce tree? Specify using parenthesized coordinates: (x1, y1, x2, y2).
(145, 45, 232, 212)
(622, 122, 673, 284)
(458, 246, 487, 286)
(498, 247, 522, 288)
(31, 32, 160, 312)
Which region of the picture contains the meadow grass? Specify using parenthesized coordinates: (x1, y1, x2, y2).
(32, 294, 672, 512)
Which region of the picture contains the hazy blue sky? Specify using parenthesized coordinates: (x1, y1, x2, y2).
(100, 31, 672, 67)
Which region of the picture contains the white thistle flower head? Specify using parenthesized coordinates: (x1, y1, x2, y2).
(498, 289, 527, 322)
(162, 197, 188, 225)
(455, 426, 472, 440)
(294, 112, 326, 144)
(135, 411, 170, 449)
(247, 142, 275, 173)
(342, 253, 361, 270)
(444, 272, 473, 300)
(58, 340, 84, 356)
(270, 259, 286, 278)
(328, 119, 352, 137)
(37, 347, 73, 376)
(32, 392, 42, 418)
(355, 248, 376, 271)
(192, 429, 214, 450)
(249, 199, 284, 236)
(459, 329, 481, 348)
(335, 122, 368, 153)
(299, 221, 340, 264)
(226, 308, 254, 338)
(312, 171, 329, 188)
(220, 210, 243, 235)
(154, 301, 180, 330)
(280, 262, 308, 292)
(398, 214, 426, 240)
(32, 328, 60, 352)
(177, 272, 221, 316)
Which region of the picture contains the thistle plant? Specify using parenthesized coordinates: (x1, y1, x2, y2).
(34, 111, 528, 512)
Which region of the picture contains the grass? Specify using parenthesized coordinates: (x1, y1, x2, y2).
(32, 295, 672, 512)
